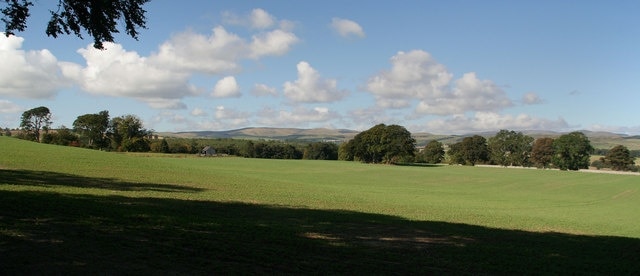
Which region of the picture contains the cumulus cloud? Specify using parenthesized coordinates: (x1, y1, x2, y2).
(283, 61, 348, 103)
(60, 42, 198, 108)
(0, 99, 22, 113)
(366, 50, 513, 115)
(522, 92, 545, 105)
(214, 105, 250, 125)
(256, 106, 338, 126)
(0, 33, 69, 98)
(252, 83, 278, 96)
(249, 29, 299, 58)
(250, 8, 276, 29)
(416, 72, 513, 114)
(190, 107, 207, 116)
(152, 25, 298, 70)
(331, 18, 365, 38)
(423, 112, 569, 134)
(151, 27, 246, 74)
(212, 76, 241, 98)
(223, 8, 276, 29)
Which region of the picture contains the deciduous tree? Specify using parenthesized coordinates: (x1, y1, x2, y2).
(552, 132, 593, 170)
(349, 124, 415, 164)
(448, 135, 489, 166)
(108, 114, 149, 151)
(603, 145, 635, 171)
(2, 0, 149, 49)
(488, 130, 534, 167)
(73, 110, 109, 148)
(19, 106, 51, 142)
(531, 137, 554, 168)
(421, 140, 445, 164)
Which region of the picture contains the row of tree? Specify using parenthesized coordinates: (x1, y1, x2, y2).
(10, 106, 637, 171)
(12, 106, 340, 161)
(16, 106, 152, 152)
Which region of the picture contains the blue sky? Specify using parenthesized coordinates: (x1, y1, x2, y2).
(1, 1, 638, 134)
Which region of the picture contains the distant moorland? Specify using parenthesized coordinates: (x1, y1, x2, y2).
(159, 127, 640, 150)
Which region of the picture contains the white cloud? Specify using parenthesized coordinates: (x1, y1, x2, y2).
(522, 92, 545, 105)
(331, 18, 365, 38)
(252, 83, 278, 96)
(61, 42, 199, 108)
(223, 8, 277, 29)
(256, 106, 338, 126)
(212, 76, 241, 98)
(191, 107, 207, 116)
(366, 50, 451, 108)
(416, 72, 513, 114)
(0, 33, 69, 98)
(0, 99, 21, 113)
(283, 61, 348, 103)
(151, 27, 246, 74)
(152, 24, 298, 70)
(366, 50, 513, 115)
(214, 105, 250, 124)
(249, 29, 299, 58)
(250, 8, 276, 29)
(423, 112, 569, 134)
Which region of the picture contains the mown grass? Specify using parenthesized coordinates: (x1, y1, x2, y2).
(1, 136, 639, 274)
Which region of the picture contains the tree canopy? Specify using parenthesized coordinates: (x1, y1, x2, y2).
(552, 132, 593, 170)
(530, 137, 554, 168)
(19, 106, 52, 142)
(344, 124, 415, 164)
(420, 140, 445, 164)
(603, 145, 635, 171)
(487, 130, 534, 167)
(2, 0, 149, 49)
(448, 135, 489, 166)
(73, 110, 109, 148)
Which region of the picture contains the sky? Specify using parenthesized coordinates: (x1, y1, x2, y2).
(1, 1, 639, 135)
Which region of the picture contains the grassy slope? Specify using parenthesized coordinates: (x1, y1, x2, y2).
(1, 137, 639, 274)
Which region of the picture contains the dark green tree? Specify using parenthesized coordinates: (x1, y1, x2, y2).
(448, 135, 489, 166)
(349, 124, 415, 164)
(303, 142, 338, 160)
(421, 140, 445, 164)
(73, 110, 109, 148)
(19, 106, 52, 142)
(108, 114, 149, 151)
(530, 137, 555, 168)
(159, 139, 170, 153)
(552, 132, 593, 170)
(488, 130, 534, 167)
(2, 0, 149, 49)
(603, 145, 635, 171)
(41, 125, 78, 146)
(338, 140, 355, 161)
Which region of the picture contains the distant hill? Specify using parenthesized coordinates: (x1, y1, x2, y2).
(157, 127, 640, 150)
(158, 127, 359, 142)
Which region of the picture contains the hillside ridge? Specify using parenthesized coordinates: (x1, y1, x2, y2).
(157, 127, 639, 149)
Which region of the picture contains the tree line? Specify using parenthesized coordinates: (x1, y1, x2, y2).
(7, 106, 637, 171)
(8, 106, 339, 161)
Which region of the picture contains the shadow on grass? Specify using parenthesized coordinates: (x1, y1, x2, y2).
(1, 190, 639, 274)
(0, 169, 204, 193)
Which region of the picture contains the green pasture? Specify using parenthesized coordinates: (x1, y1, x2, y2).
(1, 136, 639, 274)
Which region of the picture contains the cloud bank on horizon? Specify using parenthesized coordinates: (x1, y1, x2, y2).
(1, 3, 638, 135)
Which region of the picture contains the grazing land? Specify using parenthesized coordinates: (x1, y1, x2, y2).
(1, 136, 639, 274)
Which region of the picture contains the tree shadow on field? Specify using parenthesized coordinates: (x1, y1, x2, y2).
(0, 169, 204, 193)
(1, 190, 639, 274)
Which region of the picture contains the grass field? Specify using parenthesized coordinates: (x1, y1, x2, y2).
(1, 136, 639, 274)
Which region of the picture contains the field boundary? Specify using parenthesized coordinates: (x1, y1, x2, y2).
(475, 164, 640, 176)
